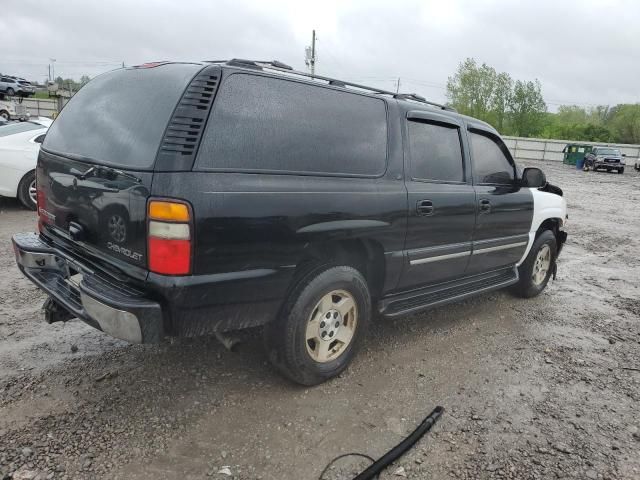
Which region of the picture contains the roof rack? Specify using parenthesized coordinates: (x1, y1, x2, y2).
(204, 59, 456, 112)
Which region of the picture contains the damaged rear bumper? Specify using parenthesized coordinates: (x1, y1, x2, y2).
(12, 232, 163, 343)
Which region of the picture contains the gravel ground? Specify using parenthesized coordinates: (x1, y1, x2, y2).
(1, 160, 639, 480)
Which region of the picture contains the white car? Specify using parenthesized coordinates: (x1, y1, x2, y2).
(0, 121, 48, 209)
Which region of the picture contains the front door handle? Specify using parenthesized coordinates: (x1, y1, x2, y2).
(479, 199, 492, 214)
(416, 200, 434, 216)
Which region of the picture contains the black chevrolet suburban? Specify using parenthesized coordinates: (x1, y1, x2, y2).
(12, 60, 567, 385)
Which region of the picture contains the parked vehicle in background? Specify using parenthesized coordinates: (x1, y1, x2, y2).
(584, 147, 625, 173)
(0, 121, 48, 209)
(0, 98, 30, 121)
(12, 60, 567, 385)
(0, 76, 35, 97)
(562, 143, 592, 166)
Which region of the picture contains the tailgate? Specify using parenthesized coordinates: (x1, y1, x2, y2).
(37, 150, 153, 272)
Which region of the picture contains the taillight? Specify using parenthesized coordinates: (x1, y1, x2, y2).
(147, 200, 192, 275)
(36, 185, 46, 232)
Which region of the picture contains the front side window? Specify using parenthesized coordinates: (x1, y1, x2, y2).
(196, 74, 388, 176)
(469, 132, 515, 185)
(408, 121, 464, 182)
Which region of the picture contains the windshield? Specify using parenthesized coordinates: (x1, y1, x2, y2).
(0, 122, 44, 137)
(596, 148, 620, 156)
(42, 63, 202, 170)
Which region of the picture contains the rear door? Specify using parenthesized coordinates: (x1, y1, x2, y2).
(466, 126, 533, 274)
(397, 110, 476, 290)
(37, 63, 204, 279)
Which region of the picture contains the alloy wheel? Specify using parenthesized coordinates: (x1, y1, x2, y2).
(305, 289, 357, 363)
(532, 244, 551, 285)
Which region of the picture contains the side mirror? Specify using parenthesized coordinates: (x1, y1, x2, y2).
(521, 167, 547, 188)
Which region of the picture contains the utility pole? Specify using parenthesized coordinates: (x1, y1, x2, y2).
(396, 77, 401, 94)
(50, 58, 56, 82)
(305, 30, 317, 77)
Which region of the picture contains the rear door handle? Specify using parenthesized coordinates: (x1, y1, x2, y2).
(479, 199, 492, 213)
(416, 200, 434, 216)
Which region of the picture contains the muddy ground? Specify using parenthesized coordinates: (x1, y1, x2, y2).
(1, 160, 639, 480)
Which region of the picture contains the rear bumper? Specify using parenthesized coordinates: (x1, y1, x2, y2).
(12, 232, 163, 343)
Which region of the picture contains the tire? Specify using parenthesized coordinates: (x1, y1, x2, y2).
(512, 230, 557, 298)
(264, 265, 371, 385)
(17, 171, 37, 210)
(619, 168, 624, 174)
(6, 88, 15, 96)
(0, 110, 9, 120)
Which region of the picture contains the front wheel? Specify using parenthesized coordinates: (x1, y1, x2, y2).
(0, 110, 9, 120)
(6, 87, 15, 96)
(618, 168, 624, 174)
(512, 230, 557, 298)
(264, 265, 371, 385)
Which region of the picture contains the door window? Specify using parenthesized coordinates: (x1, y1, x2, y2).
(407, 121, 464, 182)
(469, 132, 515, 185)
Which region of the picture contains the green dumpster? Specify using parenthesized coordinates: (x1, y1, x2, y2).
(562, 144, 593, 166)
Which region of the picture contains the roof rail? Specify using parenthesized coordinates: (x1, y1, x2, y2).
(203, 59, 456, 112)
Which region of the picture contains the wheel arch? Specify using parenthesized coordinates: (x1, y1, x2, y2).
(291, 238, 386, 301)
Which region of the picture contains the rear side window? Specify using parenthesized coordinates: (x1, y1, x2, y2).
(469, 132, 515, 185)
(408, 121, 464, 182)
(196, 74, 388, 176)
(42, 63, 202, 170)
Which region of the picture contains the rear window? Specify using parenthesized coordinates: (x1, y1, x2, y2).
(0, 122, 43, 137)
(196, 73, 388, 176)
(42, 63, 202, 170)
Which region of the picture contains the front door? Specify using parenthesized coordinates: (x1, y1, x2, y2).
(466, 127, 533, 274)
(397, 111, 476, 290)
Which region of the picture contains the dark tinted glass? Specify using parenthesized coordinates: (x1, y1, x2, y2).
(0, 122, 43, 137)
(43, 64, 201, 170)
(470, 132, 515, 184)
(408, 121, 464, 182)
(197, 74, 387, 176)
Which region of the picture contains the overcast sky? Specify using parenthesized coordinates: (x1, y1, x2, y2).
(1, 0, 638, 110)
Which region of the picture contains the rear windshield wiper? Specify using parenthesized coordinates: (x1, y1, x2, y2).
(70, 165, 141, 183)
(43, 148, 143, 184)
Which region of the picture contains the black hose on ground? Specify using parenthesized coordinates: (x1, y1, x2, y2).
(351, 405, 444, 480)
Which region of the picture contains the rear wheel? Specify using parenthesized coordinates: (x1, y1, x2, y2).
(6, 87, 15, 96)
(17, 171, 37, 210)
(512, 230, 557, 298)
(264, 265, 371, 385)
(0, 110, 9, 120)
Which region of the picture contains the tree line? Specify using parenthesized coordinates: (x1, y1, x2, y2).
(446, 58, 640, 144)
